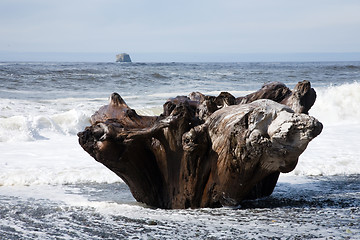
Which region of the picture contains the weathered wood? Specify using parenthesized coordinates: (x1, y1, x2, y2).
(78, 81, 322, 209)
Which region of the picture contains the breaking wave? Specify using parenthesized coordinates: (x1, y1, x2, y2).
(0, 109, 91, 142)
(310, 82, 360, 124)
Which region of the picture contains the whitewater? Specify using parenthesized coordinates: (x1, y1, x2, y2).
(0, 62, 359, 239)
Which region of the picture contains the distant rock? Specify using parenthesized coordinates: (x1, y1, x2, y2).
(116, 53, 132, 62)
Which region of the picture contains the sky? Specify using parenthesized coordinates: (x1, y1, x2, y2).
(1, 0, 360, 61)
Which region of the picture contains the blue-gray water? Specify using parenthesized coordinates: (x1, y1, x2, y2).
(0, 61, 359, 239)
(2, 61, 359, 100)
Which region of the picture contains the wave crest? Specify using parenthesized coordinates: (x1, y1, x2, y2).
(0, 109, 91, 142)
(310, 82, 360, 124)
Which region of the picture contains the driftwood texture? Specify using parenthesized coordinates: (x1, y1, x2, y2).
(78, 81, 322, 209)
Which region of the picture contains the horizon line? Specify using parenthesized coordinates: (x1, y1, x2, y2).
(1, 51, 360, 63)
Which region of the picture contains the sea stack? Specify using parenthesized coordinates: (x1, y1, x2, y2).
(116, 53, 132, 62)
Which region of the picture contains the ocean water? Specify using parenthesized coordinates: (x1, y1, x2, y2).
(0, 61, 359, 239)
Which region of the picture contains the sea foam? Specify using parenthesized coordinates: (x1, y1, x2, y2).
(0, 109, 91, 142)
(0, 136, 120, 186)
(310, 82, 360, 124)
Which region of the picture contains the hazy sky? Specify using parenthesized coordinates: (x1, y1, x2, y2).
(1, 0, 360, 59)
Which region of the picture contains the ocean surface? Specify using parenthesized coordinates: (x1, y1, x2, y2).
(0, 61, 359, 239)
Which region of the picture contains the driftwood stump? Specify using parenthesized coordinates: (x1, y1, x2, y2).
(78, 81, 322, 209)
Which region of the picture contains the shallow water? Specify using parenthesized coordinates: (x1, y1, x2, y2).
(1, 175, 359, 239)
